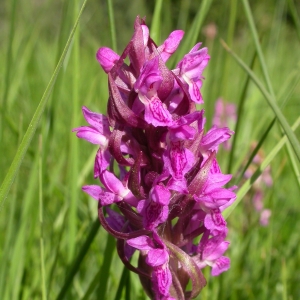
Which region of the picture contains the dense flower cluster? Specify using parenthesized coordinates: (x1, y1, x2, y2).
(74, 17, 236, 299)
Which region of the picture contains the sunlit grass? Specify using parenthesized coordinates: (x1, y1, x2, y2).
(0, 0, 299, 299)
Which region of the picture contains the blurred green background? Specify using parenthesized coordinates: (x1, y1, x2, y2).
(0, 0, 300, 299)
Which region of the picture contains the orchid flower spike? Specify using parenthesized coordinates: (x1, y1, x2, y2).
(74, 16, 236, 299)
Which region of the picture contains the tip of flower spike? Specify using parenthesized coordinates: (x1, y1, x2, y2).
(157, 30, 185, 62)
(96, 47, 120, 73)
(75, 16, 237, 299)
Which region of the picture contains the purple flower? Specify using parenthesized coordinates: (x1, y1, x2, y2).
(157, 30, 184, 62)
(174, 43, 210, 104)
(72, 106, 110, 146)
(194, 233, 230, 276)
(74, 16, 236, 299)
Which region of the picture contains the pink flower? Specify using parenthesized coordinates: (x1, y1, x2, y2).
(74, 16, 236, 298)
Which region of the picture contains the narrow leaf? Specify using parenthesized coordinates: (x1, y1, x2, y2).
(56, 218, 100, 300)
(221, 39, 300, 162)
(0, 0, 89, 211)
(223, 116, 300, 219)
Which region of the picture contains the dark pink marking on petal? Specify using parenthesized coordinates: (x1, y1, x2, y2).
(152, 266, 172, 296)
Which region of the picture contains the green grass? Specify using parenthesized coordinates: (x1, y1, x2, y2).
(1, 0, 300, 299)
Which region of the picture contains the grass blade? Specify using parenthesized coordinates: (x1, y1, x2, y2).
(56, 218, 100, 300)
(113, 266, 129, 300)
(125, 270, 131, 300)
(175, 0, 213, 61)
(39, 135, 47, 300)
(227, 49, 256, 174)
(221, 39, 300, 163)
(0, 0, 88, 211)
(150, 0, 164, 43)
(223, 116, 300, 219)
(107, 0, 117, 51)
(0, 0, 17, 141)
(241, 0, 275, 98)
(68, 0, 80, 262)
(0, 115, 23, 296)
(235, 118, 276, 185)
(81, 269, 101, 300)
(287, 0, 300, 43)
(96, 234, 116, 299)
(286, 141, 300, 190)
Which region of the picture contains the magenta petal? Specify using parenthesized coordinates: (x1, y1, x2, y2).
(164, 141, 194, 182)
(141, 25, 149, 46)
(209, 189, 236, 201)
(169, 124, 196, 141)
(82, 185, 102, 200)
(211, 256, 230, 276)
(100, 170, 128, 197)
(152, 265, 172, 297)
(201, 126, 234, 152)
(206, 173, 232, 188)
(82, 185, 121, 205)
(96, 47, 120, 73)
(142, 201, 168, 230)
(178, 47, 210, 79)
(204, 210, 227, 234)
(134, 56, 162, 97)
(219, 190, 236, 211)
(144, 96, 173, 127)
(73, 126, 107, 146)
(150, 185, 171, 205)
(146, 249, 168, 267)
(194, 195, 224, 209)
(137, 199, 146, 214)
(82, 106, 110, 135)
(94, 148, 111, 178)
(188, 80, 203, 104)
(106, 208, 126, 231)
(126, 235, 154, 250)
(158, 30, 185, 62)
(189, 42, 202, 53)
(203, 240, 230, 261)
(99, 191, 122, 206)
(166, 177, 188, 193)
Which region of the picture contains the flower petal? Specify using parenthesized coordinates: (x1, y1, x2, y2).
(150, 184, 171, 205)
(211, 256, 230, 276)
(157, 30, 185, 62)
(146, 248, 169, 267)
(152, 265, 172, 297)
(82, 106, 110, 135)
(73, 126, 107, 146)
(96, 47, 120, 73)
(126, 235, 154, 250)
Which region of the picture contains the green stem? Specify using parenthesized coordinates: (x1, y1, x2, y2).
(39, 135, 47, 300)
(56, 218, 100, 300)
(107, 0, 117, 51)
